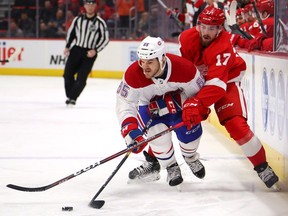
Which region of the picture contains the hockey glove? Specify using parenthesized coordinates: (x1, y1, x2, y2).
(121, 121, 146, 154)
(148, 93, 181, 118)
(245, 34, 267, 52)
(182, 97, 211, 130)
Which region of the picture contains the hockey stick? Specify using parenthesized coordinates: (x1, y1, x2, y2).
(225, 0, 253, 40)
(157, 0, 184, 31)
(7, 121, 184, 192)
(229, 24, 253, 40)
(89, 151, 131, 209)
(0, 47, 22, 63)
(89, 119, 153, 209)
(251, 0, 268, 37)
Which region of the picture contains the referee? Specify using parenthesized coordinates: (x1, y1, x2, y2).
(63, 0, 109, 106)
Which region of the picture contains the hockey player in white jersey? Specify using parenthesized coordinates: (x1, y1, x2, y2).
(116, 36, 210, 186)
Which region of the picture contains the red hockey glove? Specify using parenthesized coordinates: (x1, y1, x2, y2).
(245, 34, 267, 52)
(182, 97, 211, 130)
(121, 122, 146, 154)
(231, 34, 249, 48)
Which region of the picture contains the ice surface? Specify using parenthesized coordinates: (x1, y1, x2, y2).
(0, 76, 287, 216)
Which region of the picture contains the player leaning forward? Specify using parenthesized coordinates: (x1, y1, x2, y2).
(131, 6, 279, 189)
(179, 6, 279, 189)
(115, 36, 209, 186)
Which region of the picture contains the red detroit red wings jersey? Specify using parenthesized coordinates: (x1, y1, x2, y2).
(179, 27, 246, 107)
(261, 17, 274, 38)
(116, 53, 205, 126)
(247, 17, 274, 38)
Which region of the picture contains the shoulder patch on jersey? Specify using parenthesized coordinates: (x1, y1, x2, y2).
(196, 76, 205, 89)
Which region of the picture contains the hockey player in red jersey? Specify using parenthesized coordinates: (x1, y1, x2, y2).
(233, 0, 275, 51)
(178, 6, 279, 189)
(116, 36, 208, 186)
(245, 0, 275, 51)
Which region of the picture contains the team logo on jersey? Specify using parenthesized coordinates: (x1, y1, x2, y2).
(89, 24, 96, 32)
(196, 77, 205, 88)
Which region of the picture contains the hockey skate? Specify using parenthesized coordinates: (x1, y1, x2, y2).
(254, 162, 280, 190)
(166, 162, 183, 186)
(184, 153, 205, 179)
(128, 151, 160, 184)
(66, 99, 76, 107)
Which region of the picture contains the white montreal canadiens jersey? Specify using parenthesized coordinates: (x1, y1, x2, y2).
(116, 53, 205, 125)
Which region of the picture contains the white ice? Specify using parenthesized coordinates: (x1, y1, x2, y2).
(0, 75, 287, 216)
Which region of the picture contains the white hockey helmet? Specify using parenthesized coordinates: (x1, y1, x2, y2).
(137, 36, 166, 60)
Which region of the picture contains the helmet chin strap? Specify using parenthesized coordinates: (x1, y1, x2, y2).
(153, 56, 166, 78)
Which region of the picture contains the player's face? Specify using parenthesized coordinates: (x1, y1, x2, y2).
(199, 24, 220, 47)
(138, 58, 160, 79)
(237, 15, 245, 25)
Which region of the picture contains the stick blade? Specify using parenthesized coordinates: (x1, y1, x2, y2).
(7, 183, 47, 192)
(89, 200, 105, 209)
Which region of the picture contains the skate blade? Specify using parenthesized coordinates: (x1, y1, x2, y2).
(272, 182, 281, 192)
(127, 173, 161, 184)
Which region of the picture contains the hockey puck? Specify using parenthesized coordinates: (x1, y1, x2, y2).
(62, 206, 73, 211)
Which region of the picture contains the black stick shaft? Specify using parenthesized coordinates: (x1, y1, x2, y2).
(252, 1, 268, 36)
(89, 152, 131, 205)
(7, 122, 184, 192)
(89, 118, 153, 207)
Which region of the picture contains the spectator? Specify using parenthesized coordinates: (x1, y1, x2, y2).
(116, 0, 135, 39)
(64, 10, 75, 31)
(57, 0, 66, 12)
(39, 21, 56, 38)
(50, 8, 66, 38)
(40, 0, 56, 24)
(69, 0, 80, 16)
(136, 11, 149, 38)
(97, 0, 115, 21)
(17, 10, 35, 37)
(149, 3, 163, 37)
(136, 0, 145, 16)
(11, 0, 33, 21)
(9, 20, 24, 38)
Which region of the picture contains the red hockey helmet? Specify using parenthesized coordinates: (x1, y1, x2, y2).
(256, 0, 274, 16)
(243, 3, 253, 14)
(236, 8, 244, 18)
(198, 6, 225, 26)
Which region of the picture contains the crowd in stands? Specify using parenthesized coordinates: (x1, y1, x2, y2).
(1, 0, 282, 52)
(1, 0, 154, 39)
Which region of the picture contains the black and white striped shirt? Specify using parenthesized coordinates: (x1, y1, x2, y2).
(66, 14, 109, 52)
